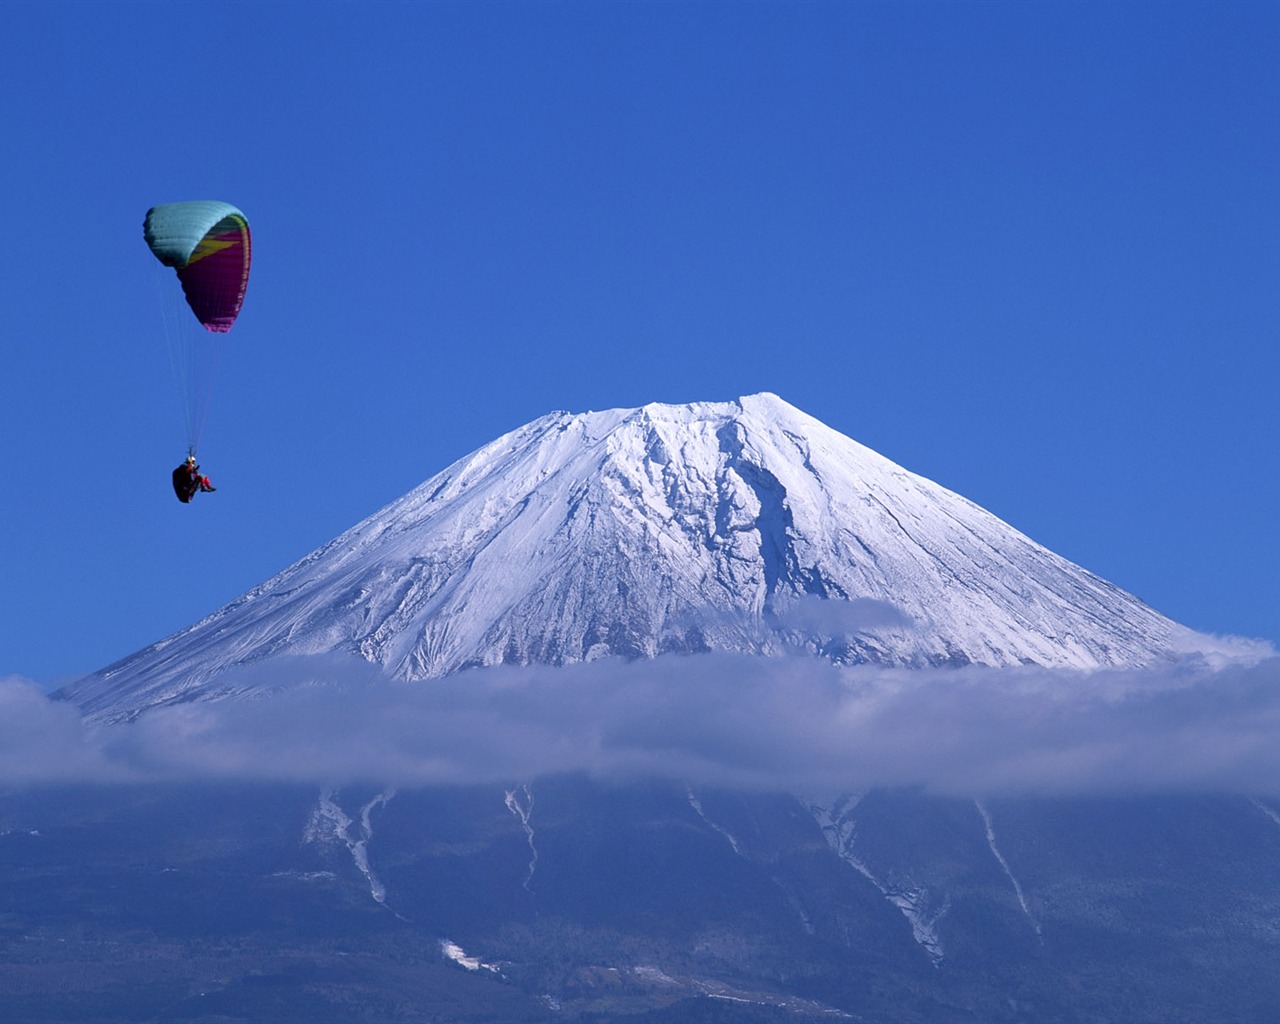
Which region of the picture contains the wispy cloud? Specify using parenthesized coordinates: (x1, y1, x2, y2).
(768, 594, 914, 635)
(0, 675, 119, 782)
(6, 650, 1280, 795)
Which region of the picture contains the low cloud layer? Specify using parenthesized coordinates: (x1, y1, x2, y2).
(5, 650, 1280, 795)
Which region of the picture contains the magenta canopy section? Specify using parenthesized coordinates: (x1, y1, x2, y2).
(144, 200, 251, 333)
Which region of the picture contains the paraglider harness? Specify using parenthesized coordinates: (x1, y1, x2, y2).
(172, 451, 214, 503)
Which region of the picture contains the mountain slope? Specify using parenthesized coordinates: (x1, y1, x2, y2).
(68, 393, 1198, 719)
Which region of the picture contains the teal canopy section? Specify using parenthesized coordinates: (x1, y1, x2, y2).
(143, 200, 246, 268)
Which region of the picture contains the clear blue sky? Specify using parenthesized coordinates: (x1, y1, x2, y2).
(2, 1, 1277, 687)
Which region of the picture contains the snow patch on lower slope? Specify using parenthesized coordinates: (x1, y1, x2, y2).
(621, 964, 858, 1018)
(504, 784, 537, 891)
(1251, 797, 1280, 829)
(686, 786, 816, 935)
(808, 794, 947, 965)
(975, 800, 1042, 938)
(686, 784, 743, 855)
(440, 939, 502, 974)
(305, 788, 396, 907)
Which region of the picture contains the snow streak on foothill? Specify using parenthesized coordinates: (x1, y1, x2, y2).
(809, 793, 947, 965)
(975, 800, 1041, 937)
(504, 784, 537, 891)
(306, 788, 396, 906)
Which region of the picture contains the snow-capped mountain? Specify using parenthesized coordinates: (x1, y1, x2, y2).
(28, 393, 1280, 1023)
(68, 393, 1204, 719)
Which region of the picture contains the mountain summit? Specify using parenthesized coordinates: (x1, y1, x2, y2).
(71, 393, 1196, 719)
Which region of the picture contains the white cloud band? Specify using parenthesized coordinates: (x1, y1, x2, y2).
(7, 649, 1280, 796)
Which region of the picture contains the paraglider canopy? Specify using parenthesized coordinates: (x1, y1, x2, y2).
(144, 201, 251, 332)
